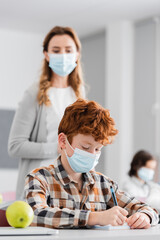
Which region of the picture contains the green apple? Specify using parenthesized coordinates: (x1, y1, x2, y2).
(6, 201, 34, 228)
(0, 193, 3, 204)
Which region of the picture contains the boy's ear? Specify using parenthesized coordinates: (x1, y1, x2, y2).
(58, 133, 67, 149)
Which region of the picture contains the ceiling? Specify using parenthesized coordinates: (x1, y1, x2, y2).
(0, 0, 160, 37)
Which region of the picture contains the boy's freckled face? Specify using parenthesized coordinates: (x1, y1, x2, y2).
(66, 134, 103, 157)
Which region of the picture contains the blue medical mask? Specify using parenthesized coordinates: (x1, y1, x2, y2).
(137, 167, 154, 182)
(64, 139, 101, 173)
(48, 53, 77, 77)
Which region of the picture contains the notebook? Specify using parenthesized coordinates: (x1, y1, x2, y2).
(94, 222, 130, 230)
(0, 227, 59, 235)
(104, 223, 130, 230)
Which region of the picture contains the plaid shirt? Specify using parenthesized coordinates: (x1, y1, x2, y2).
(25, 156, 159, 229)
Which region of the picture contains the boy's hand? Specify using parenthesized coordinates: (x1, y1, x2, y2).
(99, 206, 128, 226)
(88, 206, 128, 226)
(127, 212, 151, 229)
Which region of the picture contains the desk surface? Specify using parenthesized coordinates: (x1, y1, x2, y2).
(1, 225, 160, 240)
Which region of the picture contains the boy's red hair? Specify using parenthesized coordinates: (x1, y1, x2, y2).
(58, 99, 118, 145)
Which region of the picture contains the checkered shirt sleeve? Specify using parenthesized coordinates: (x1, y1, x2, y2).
(98, 173, 159, 226)
(25, 169, 90, 229)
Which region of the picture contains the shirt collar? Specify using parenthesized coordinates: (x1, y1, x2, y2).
(54, 156, 71, 186)
(83, 171, 95, 186)
(54, 156, 95, 187)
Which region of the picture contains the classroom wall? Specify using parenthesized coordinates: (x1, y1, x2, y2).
(134, 18, 160, 181)
(0, 28, 43, 109)
(105, 21, 134, 186)
(134, 19, 156, 153)
(0, 109, 18, 168)
(104, 19, 160, 186)
(81, 31, 106, 107)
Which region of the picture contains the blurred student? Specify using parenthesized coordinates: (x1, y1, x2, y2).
(123, 150, 160, 212)
(8, 26, 85, 199)
(25, 99, 158, 229)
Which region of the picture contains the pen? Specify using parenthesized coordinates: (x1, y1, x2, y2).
(110, 185, 118, 206)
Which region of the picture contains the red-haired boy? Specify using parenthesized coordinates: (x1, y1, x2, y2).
(25, 99, 158, 229)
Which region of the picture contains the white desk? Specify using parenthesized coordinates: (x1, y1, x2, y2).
(1, 225, 160, 240)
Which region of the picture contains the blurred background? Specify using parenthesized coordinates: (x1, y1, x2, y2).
(0, 0, 160, 199)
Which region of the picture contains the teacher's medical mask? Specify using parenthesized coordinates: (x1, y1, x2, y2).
(137, 167, 154, 182)
(64, 139, 101, 173)
(48, 53, 77, 77)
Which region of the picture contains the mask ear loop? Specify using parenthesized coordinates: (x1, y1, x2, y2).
(66, 138, 75, 151)
(63, 138, 75, 160)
